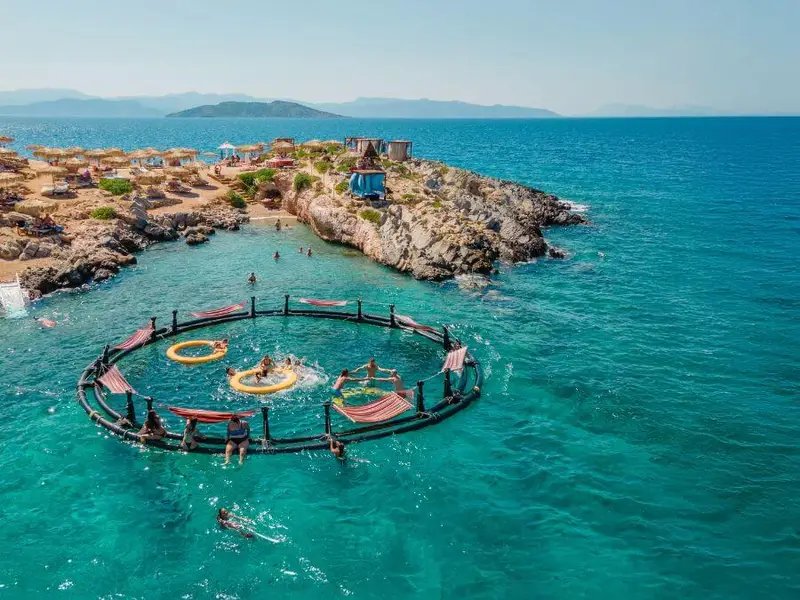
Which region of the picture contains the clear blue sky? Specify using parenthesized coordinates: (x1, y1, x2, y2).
(2, 0, 798, 114)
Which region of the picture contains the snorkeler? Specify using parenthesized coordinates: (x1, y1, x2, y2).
(217, 508, 253, 539)
(248, 272, 257, 284)
(352, 357, 392, 380)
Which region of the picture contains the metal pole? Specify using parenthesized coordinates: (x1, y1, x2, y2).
(443, 368, 452, 398)
(149, 316, 157, 341)
(357, 298, 363, 321)
(126, 391, 135, 423)
(171, 310, 178, 334)
(261, 407, 270, 442)
(250, 296, 256, 318)
(442, 326, 451, 351)
(323, 402, 332, 435)
(416, 381, 425, 413)
(389, 304, 396, 327)
(284, 294, 290, 316)
(101, 344, 110, 367)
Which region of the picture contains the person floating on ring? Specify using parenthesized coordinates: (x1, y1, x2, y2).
(254, 355, 274, 383)
(213, 339, 229, 352)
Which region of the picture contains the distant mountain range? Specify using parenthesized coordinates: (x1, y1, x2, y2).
(167, 101, 342, 119)
(0, 89, 561, 119)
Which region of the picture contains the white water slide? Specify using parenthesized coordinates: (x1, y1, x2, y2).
(0, 275, 29, 318)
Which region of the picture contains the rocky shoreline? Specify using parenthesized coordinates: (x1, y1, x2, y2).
(278, 158, 585, 280)
(6, 203, 247, 298)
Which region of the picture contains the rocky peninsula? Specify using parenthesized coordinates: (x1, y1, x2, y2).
(0, 141, 585, 299)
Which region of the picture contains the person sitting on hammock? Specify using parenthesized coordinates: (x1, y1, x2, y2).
(254, 355, 274, 383)
(217, 508, 253, 539)
(138, 410, 167, 442)
(224, 415, 250, 465)
(180, 417, 201, 451)
(351, 357, 392, 380)
(213, 339, 228, 352)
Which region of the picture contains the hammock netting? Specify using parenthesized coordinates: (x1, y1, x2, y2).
(190, 301, 247, 319)
(97, 365, 135, 394)
(333, 392, 413, 423)
(114, 326, 153, 351)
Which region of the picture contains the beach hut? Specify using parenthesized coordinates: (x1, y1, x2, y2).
(387, 140, 413, 162)
(273, 137, 295, 146)
(357, 138, 386, 154)
(344, 136, 363, 152)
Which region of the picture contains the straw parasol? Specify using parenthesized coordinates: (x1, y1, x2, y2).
(34, 164, 68, 182)
(135, 171, 166, 185)
(84, 149, 108, 158)
(0, 135, 14, 145)
(64, 157, 89, 170)
(273, 141, 294, 156)
(165, 147, 198, 157)
(0, 147, 17, 156)
(301, 139, 324, 150)
(0, 172, 24, 188)
(104, 156, 130, 168)
(236, 143, 263, 153)
(34, 147, 66, 160)
(103, 147, 125, 156)
(26, 144, 43, 151)
(166, 166, 190, 178)
(63, 146, 85, 157)
(183, 161, 207, 173)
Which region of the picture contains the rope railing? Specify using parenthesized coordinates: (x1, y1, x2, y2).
(78, 294, 481, 455)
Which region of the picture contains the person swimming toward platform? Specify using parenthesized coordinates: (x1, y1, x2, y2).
(138, 410, 167, 442)
(224, 414, 250, 465)
(248, 272, 257, 284)
(332, 369, 365, 403)
(273, 251, 280, 260)
(351, 357, 392, 380)
(213, 339, 228, 352)
(217, 508, 253, 539)
(180, 417, 200, 451)
(329, 437, 346, 461)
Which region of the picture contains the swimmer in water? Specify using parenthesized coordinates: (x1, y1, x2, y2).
(217, 508, 253, 539)
(254, 355, 274, 383)
(352, 357, 392, 380)
(378, 370, 414, 399)
(329, 437, 346, 461)
(283, 357, 293, 368)
(331, 369, 364, 403)
(213, 339, 228, 352)
(275, 218, 282, 231)
(225, 366, 236, 378)
(298, 246, 303, 253)
(273, 251, 280, 260)
(248, 272, 257, 284)
(306, 248, 312, 257)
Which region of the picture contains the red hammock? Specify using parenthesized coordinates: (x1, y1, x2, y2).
(168, 406, 257, 424)
(191, 301, 247, 319)
(298, 298, 348, 307)
(442, 347, 468, 372)
(395, 313, 437, 334)
(97, 365, 135, 394)
(114, 326, 153, 351)
(333, 392, 412, 423)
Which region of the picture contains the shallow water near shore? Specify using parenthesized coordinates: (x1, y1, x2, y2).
(1, 117, 799, 598)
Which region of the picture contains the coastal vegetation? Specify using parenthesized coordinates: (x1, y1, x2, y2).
(99, 178, 133, 195)
(334, 181, 349, 194)
(90, 206, 117, 220)
(225, 190, 246, 208)
(358, 209, 382, 225)
(313, 161, 331, 174)
(293, 173, 316, 192)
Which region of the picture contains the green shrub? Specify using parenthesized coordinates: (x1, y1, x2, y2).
(336, 156, 357, 173)
(313, 161, 331, 174)
(238, 168, 276, 188)
(325, 144, 344, 155)
(293, 173, 315, 192)
(90, 206, 117, 220)
(98, 178, 133, 196)
(358, 209, 381, 225)
(402, 193, 416, 200)
(292, 149, 309, 159)
(335, 180, 349, 194)
(226, 190, 246, 208)
(431, 200, 442, 209)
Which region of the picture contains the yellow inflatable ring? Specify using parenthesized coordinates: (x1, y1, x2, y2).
(166, 340, 227, 365)
(230, 367, 297, 395)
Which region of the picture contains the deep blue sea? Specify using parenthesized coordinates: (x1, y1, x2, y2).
(0, 117, 798, 598)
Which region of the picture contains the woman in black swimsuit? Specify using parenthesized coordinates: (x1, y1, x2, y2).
(224, 415, 250, 465)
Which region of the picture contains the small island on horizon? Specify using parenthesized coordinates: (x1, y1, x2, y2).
(166, 100, 343, 119)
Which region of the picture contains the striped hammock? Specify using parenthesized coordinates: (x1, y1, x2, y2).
(395, 313, 437, 333)
(333, 392, 412, 423)
(298, 298, 348, 307)
(442, 346, 468, 372)
(114, 326, 154, 351)
(191, 301, 247, 319)
(97, 365, 135, 394)
(168, 406, 256, 424)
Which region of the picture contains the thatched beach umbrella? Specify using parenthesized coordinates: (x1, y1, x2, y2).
(25, 144, 42, 151)
(301, 139, 324, 151)
(135, 171, 166, 185)
(103, 147, 125, 156)
(273, 141, 294, 156)
(84, 149, 108, 158)
(34, 147, 65, 160)
(0, 147, 17, 156)
(64, 157, 89, 170)
(63, 146, 85, 157)
(0, 172, 24, 188)
(104, 156, 130, 168)
(166, 166, 190, 178)
(35, 164, 68, 182)
(0, 135, 14, 145)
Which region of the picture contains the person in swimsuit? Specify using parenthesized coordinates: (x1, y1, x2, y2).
(329, 437, 346, 461)
(217, 508, 253, 539)
(255, 355, 274, 383)
(331, 369, 364, 404)
(298, 246, 303, 253)
(352, 357, 392, 380)
(180, 417, 200, 451)
(378, 370, 415, 399)
(138, 410, 167, 442)
(273, 251, 280, 260)
(225, 366, 236, 378)
(213, 339, 228, 352)
(248, 272, 257, 284)
(283, 357, 293, 368)
(224, 415, 250, 465)
(275, 218, 282, 231)
(306, 248, 312, 257)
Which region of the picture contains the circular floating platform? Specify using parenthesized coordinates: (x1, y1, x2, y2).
(77, 296, 483, 455)
(230, 367, 297, 395)
(166, 340, 226, 365)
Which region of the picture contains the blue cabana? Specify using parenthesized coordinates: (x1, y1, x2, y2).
(349, 169, 386, 199)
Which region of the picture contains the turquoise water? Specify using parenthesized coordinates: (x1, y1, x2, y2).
(1, 117, 799, 598)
